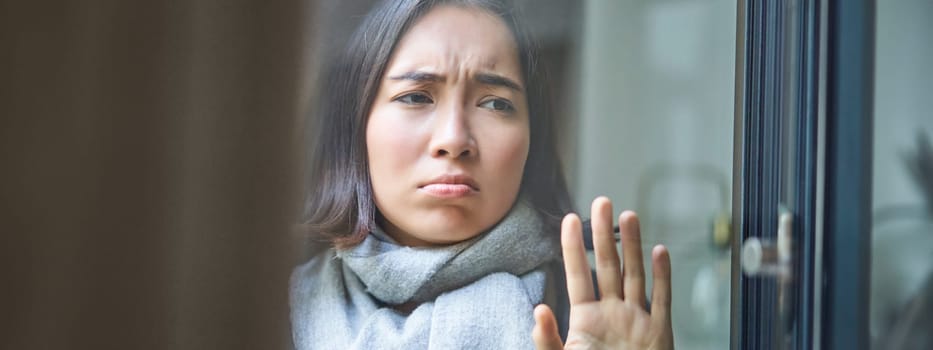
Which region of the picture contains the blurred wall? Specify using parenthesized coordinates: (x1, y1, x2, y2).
(1, 1, 311, 348)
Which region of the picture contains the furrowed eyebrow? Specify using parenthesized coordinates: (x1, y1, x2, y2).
(387, 71, 523, 92)
(475, 73, 523, 92)
(388, 71, 444, 83)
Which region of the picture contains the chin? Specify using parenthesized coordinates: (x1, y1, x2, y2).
(416, 223, 482, 244)
(395, 206, 499, 245)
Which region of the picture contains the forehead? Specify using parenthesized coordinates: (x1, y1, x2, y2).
(387, 5, 521, 74)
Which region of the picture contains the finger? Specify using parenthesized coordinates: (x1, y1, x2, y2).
(650, 244, 672, 325)
(620, 211, 647, 307)
(561, 213, 594, 304)
(591, 197, 623, 299)
(532, 304, 563, 350)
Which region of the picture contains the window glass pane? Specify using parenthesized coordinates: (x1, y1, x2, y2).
(871, 1, 933, 348)
(572, 1, 736, 349)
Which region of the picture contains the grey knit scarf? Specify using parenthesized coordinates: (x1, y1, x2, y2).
(290, 203, 562, 349)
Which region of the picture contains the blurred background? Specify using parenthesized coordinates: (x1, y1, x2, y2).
(572, 2, 736, 348)
(2, 0, 930, 349)
(870, 1, 933, 349)
(1, 1, 313, 348)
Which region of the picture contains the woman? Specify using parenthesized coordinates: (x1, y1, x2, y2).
(291, 0, 674, 349)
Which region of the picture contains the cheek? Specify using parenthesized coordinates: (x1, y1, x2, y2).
(501, 138, 530, 175)
(366, 110, 422, 187)
(483, 125, 530, 189)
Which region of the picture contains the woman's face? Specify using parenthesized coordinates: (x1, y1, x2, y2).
(366, 5, 530, 246)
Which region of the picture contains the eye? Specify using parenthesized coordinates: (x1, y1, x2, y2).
(478, 98, 515, 113)
(394, 92, 434, 105)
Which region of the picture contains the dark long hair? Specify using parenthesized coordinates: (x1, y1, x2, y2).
(303, 0, 572, 248)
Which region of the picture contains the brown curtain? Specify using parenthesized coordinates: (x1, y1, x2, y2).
(1, 0, 313, 348)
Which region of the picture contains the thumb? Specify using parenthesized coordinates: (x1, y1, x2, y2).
(532, 304, 563, 350)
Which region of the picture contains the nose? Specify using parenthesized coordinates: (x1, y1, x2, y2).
(429, 104, 477, 159)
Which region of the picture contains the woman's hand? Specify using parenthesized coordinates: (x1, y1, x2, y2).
(533, 197, 674, 350)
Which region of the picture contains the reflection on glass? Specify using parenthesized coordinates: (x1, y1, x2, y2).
(570, 1, 736, 349)
(871, 1, 933, 349)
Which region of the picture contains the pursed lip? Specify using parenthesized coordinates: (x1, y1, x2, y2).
(418, 174, 480, 191)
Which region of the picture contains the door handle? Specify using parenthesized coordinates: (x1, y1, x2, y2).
(742, 210, 793, 279)
(741, 209, 797, 348)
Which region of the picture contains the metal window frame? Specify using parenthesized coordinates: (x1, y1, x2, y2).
(821, 0, 876, 349)
(733, 0, 823, 349)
